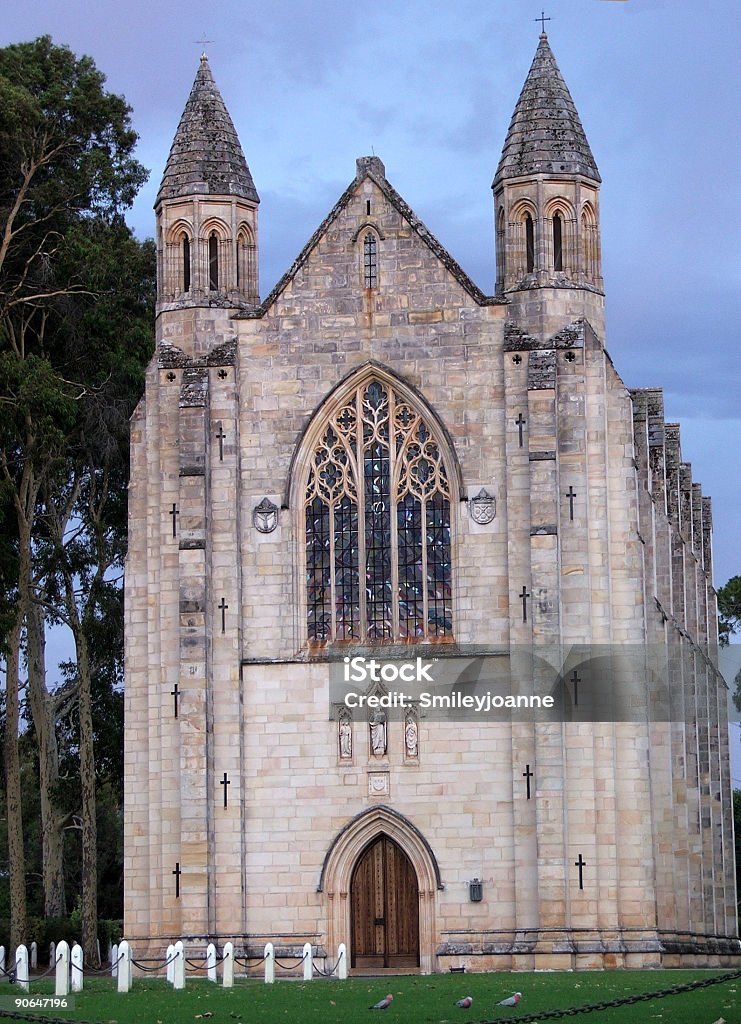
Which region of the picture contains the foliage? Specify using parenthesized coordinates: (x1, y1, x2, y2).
(718, 575, 741, 647)
(0, 917, 122, 963)
(0, 34, 154, 950)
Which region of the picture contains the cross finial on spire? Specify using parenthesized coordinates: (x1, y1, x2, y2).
(195, 33, 214, 58)
(535, 11, 551, 33)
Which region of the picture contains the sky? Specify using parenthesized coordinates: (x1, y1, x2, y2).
(2, 0, 739, 586)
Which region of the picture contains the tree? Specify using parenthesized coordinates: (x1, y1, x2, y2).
(718, 576, 741, 647)
(0, 36, 152, 958)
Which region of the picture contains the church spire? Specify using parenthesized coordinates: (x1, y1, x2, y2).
(157, 54, 259, 204)
(155, 55, 259, 308)
(493, 33, 604, 340)
(493, 33, 599, 188)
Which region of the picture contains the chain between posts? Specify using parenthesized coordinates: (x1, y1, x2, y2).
(476, 967, 741, 1024)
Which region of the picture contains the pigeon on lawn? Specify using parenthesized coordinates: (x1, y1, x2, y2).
(455, 995, 473, 1008)
(497, 992, 522, 1006)
(370, 993, 394, 1010)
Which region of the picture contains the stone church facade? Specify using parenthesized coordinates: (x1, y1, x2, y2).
(124, 35, 738, 970)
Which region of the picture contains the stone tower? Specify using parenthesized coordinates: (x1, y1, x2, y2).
(124, 38, 737, 972)
(493, 33, 604, 339)
(156, 53, 260, 313)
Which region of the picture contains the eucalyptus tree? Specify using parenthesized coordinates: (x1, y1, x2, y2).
(0, 36, 152, 954)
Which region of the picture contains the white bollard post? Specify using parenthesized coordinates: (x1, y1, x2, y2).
(55, 941, 69, 997)
(165, 943, 175, 984)
(111, 943, 119, 979)
(173, 940, 185, 990)
(302, 942, 312, 981)
(70, 943, 83, 993)
(30, 941, 37, 970)
(117, 940, 131, 993)
(96, 939, 101, 966)
(0, 946, 5, 978)
(206, 942, 217, 982)
(222, 942, 234, 988)
(337, 943, 347, 980)
(264, 941, 274, 984)
(15, 945, 29, 992)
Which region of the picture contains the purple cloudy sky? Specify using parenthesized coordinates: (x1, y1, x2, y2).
(3, 0, 739, 590)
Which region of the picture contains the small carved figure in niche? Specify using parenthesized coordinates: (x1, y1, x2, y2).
(369, 710, 387, 757)
(339, 711, 352, 759)
(404, 713, 418, 759)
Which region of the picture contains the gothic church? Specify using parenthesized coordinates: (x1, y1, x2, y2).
(124, 35, 738, 970)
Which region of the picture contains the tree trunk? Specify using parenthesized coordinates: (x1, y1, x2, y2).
(25, 598, 66, 917)
(74, 622, 98, 962)
(4, 613, 27, 950)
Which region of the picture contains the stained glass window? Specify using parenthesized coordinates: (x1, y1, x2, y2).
(305, 380, 453, 642)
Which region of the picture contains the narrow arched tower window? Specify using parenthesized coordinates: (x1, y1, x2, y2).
(495, 207, 505, 288)
(305, 379, 453, 643)
(208, 232, 219, 291)
(553, 213, 563, 271)
(525, 214, 535, 273)
(363, 231, 378, 288)
(236, 227, 257, 301)
(181, 233, 191, 293)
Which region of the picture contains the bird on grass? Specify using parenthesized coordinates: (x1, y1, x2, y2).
(455, 995, 473, 1008)
(497, 992, 522, 1007)
(370, 993, 394, 1010)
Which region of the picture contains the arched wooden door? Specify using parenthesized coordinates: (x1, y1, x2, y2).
(350, 834, 419, 969)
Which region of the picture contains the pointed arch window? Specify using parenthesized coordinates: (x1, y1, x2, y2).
(208, 232, 219, 291)
(181, 233, 191, 293)
(553, 212, 563, 271)
(495, 207, 505, 289)
(581, 204, 599, 281)
(524, 213, 535, 273)
(236, 226, 257, 301)
(363, 231, 378, 289)
(305, 379, 453, 643)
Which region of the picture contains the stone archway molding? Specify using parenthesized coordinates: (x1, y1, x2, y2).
(319, 804, 441, 975)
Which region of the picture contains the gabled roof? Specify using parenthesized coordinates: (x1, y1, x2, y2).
(237, 156, 504, 318)
(157, 54, 259, 205)
(493, 33, 600, 187)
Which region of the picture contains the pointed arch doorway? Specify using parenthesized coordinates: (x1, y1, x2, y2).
(350, 834, 420, 969)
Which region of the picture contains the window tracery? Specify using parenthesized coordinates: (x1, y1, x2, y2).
(305, 379, 452, 643)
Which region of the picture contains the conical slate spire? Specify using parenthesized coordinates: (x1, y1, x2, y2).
(493, 34, 600, 186)
(157, 54, 259, 204)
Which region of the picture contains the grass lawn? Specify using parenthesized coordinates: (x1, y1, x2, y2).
(14, 970, 740, 1024)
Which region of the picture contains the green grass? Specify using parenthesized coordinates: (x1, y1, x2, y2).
(12, 970, 741, 1024)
